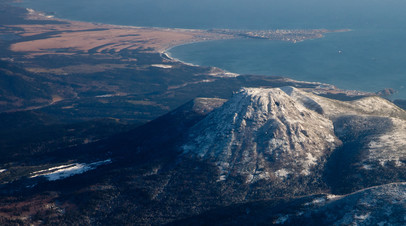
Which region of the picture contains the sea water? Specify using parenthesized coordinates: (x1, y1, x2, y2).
(169, 29, 406, 97)
(16, 0, 406, 98)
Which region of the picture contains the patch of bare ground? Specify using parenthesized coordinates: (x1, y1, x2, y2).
(8, 21, 232, 56)
(0, 193, 65, 223)
(25, 63, 129, 75)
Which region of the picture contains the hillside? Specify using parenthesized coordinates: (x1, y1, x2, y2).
(2, 87, 406, 224)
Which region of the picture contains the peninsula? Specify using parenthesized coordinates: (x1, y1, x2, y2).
(7, 8, 348, 67)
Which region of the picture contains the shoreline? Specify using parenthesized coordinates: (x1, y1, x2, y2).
(6, 3, 396, 100)
(161, 38, 230, 67)
(20, 6, 350, 57)
(10, 7, 237, 57)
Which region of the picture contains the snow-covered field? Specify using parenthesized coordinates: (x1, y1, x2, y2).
(30, 159, 112, 181)
(151, 64, 173, 69)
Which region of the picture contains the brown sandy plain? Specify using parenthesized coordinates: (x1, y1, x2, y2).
(8, 11, 234, 56)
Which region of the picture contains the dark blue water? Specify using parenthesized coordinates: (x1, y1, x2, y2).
(15, 0, 406, 29)
(170, 29, 406, 96)
(16, 0, 406, 98)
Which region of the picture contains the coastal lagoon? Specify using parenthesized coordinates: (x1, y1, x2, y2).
(17, 0, 406, 98)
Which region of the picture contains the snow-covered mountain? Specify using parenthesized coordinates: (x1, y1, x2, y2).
(5, 86, 406, 225)
(181, 87, 406, 193)
(182, 87, 340, 184)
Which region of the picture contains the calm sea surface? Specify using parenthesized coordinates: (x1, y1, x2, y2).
(16, 0, 406, 98)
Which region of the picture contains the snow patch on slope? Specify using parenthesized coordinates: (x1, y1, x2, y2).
(275, 169, 290, 179)
(151, 64, 173, 69)
(366, 118, 406, 166)
(298, 92, 406, 120)
(30, 159, 112, 181)
(314, 183, 406, 225)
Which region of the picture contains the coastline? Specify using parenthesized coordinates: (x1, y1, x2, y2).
(161, 38, 227, 67)
(162, 51, 199, 67)
(2, 2, 406, 224)
(8, 7, 237, 61)
(19, 7, 350, 66)
(3, 4, 388, 99)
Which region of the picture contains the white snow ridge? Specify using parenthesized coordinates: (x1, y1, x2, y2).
(30, 159, 112, 181)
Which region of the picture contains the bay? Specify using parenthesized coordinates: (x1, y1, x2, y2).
(15, 0, 406, 98)
(169, 29, 406, 97)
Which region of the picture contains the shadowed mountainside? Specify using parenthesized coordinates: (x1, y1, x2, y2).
(2, 87, 406, 225)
